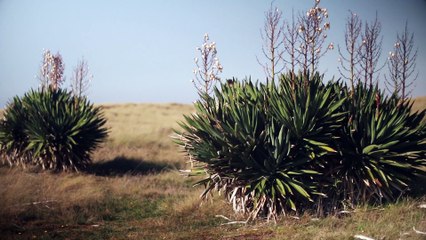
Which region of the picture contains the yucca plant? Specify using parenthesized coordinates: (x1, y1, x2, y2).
(0, 88, 108, 171)
(175, 73, 346, 220)
(0, 96, 31, 166)
(268, 73, 347, 162)
(325, 84, 426, 208)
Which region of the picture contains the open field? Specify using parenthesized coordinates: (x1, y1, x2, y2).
(411, 96, 426, 115)
(1, 99, 426, 239)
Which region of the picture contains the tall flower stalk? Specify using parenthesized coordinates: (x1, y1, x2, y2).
(297, 0, 333, 84)
(338, 11, 362, 95)
(359, 12, 384, 88)
(71, 57, 92, 98)
(38, 50, 65, 91)
(385, 22, 418, 101)
(257, 3, 286, 82)
(192, 33, 223, 95)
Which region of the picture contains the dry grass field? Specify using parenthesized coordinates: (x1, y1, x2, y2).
(412, 96, 426, 115)
(0, 98, 426, 239)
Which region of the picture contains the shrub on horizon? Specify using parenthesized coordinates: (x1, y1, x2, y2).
(0, 88, 108, 171)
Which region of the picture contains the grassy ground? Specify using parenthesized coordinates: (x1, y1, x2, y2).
(411, 96, 426, 114)
(1, 100, 426, 240)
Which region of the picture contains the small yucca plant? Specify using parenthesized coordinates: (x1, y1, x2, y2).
(0, 88, 108, 171)
(176, 73, 346, 220)
(0, 97, 31, 166)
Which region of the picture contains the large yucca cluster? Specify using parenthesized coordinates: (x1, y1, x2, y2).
(0, 88, 108, 171)
(176, 72, 426, 220)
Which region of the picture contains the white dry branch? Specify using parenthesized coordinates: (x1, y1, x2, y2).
(413, 226, 426, 235)
(11, 200, 58, 210)
(16, 200, 58, 206)
(337, 210, 354, 216)
(215, 215, 248, 225)
(353, 235, 375, 240)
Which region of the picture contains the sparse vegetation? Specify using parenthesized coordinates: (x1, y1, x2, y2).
(1, 102, 425, 239)
(0, 0, 425, 238)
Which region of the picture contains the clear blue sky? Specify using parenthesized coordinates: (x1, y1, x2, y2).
(0, 0, 425, 107)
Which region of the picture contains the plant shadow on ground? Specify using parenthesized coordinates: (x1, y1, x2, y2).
(85, 156, 172, 176)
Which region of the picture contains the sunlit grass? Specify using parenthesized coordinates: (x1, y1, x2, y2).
(411, 96, 426, 122)
(102, 103, 193, 148)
